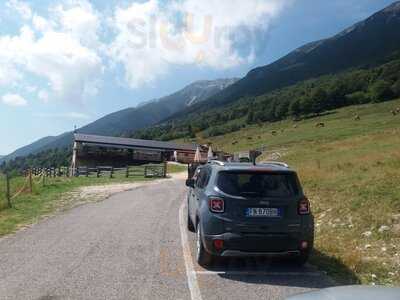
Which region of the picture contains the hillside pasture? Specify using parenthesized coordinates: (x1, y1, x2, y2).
(201, 99, 400, 285)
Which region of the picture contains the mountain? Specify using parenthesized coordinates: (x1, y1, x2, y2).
(77, 78, 237, 137)
(0, 136, 59, 164)
(176, 1, 400, 116)
(0, 78, 237, 163)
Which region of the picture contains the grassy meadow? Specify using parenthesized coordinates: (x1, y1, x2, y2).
(193, 99, 400, 285)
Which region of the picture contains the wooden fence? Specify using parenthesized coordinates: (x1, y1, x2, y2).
(25, 164, 167, 179)
(0, 172, 30, 210)
(74, 164, 166, 178)
(0, 163, 167, 211)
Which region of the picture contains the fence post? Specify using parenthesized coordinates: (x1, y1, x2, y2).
(42, 172, 45, 187)
(86, 166, 89, 178)
(97, 167, 100, 178)
(163, 161, 167, 178)
(29, 169, 33, 193)
(110, 167, 114, 179)
(126, 166, 129, 178)
(6, 173, 11, 208)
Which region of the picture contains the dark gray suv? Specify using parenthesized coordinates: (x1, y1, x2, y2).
(186, 161, 314, 267)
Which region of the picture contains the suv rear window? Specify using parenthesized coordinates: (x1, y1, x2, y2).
(217, 171, 299, 197)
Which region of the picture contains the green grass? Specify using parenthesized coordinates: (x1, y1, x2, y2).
(167, 163, 187, 174)
(0, 163, 185, 237)
(196, 99, 400, 285)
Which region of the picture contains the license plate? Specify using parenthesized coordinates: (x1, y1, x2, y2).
(245, 207, 282, 217)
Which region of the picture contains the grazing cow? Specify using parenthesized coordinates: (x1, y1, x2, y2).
(354, 114, 360, 121)
(315, 122, 325, 128)
(396, 107, 400, 113)
(271, 130, 278, 136)
(293, 124, 298, 129)
(232, 140, 238, 145)
(247, 136, 253, 140)
(392, 110, 397, 116)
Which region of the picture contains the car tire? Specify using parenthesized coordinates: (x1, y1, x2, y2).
(187, 206, 195, 232)
(292, 250, 310, 266)
(196, 225, 214, 267)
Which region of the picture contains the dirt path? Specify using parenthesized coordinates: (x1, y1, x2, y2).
(55, 172, 188, 212)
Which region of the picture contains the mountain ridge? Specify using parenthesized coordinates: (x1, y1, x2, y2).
(0, 78, 237, 164)
(169, 0, 400, 118)
(2, 1, 400, 167)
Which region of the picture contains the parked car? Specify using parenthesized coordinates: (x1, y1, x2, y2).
(186, 161, 314, 267)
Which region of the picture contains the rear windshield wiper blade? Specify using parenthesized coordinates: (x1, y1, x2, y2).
(240, 192, 263, 197)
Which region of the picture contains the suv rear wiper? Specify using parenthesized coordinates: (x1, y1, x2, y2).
(240, 191, 263, 197)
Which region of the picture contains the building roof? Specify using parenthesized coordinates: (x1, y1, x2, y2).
(74, 133, 199, 152)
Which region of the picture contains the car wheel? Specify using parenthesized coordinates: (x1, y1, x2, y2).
(292, 250, 310, 266)
(196, 225, 214, 267)
(187, 205, 195, 232)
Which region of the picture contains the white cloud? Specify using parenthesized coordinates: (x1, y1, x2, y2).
(32, 14, 53, 32)
(2, 93, 28, 106)
(108, 0, 292, 88)
(0, 0, 292, 96)
(53, 0, 101, 47)
(26, 85, 37, 93)
(0, 63, 22, 86)
(0, 0, 103, 103)
(38, 89, 49, 102)
(6, 0, 32, 20)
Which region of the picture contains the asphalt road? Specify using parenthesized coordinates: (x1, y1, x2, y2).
(0, 177, 334, 300)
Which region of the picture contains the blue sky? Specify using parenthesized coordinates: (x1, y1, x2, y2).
(0, 0, 395, 155)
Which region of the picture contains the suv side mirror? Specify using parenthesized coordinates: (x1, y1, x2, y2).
(186, 178, 195, 188)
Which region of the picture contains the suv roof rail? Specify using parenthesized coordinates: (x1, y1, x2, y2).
(262, 161, 290, 168)
(208, 160, 225, 166)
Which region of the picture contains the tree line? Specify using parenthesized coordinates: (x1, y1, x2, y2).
(1, 147, 71, 174)
(131, 56, 400, 140)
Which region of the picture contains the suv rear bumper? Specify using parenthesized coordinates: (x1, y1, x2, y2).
(202, 232, 312, 257)
(220, 250, 300, 257)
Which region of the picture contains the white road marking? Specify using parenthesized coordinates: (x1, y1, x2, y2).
(195, 271, 323, 276)
(179, 200, 203, 300)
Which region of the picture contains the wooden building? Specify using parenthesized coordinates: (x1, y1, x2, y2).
(72, 134, 207, 170)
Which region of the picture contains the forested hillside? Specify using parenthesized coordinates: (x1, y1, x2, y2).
(173, 1, 400, 117)
(131, 56, 400, 141)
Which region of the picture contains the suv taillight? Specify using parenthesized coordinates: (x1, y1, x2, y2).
(298, 197, 310, 215)
(208, 197, 224, 213)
